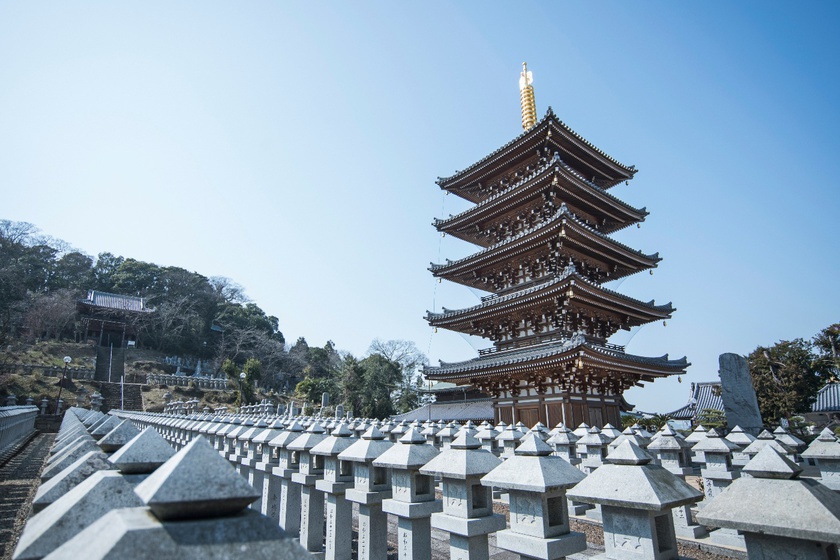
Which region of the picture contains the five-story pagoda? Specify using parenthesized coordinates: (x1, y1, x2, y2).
(424, 64, 688, 428)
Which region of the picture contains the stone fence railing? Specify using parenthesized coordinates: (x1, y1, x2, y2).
(11, 407, 840, 560)
(1, 362, 96, 380)
(146, 373, 229, 390)
(0, 405, 38, 461)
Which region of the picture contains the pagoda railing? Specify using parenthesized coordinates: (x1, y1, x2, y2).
(478, 334, 625, 356)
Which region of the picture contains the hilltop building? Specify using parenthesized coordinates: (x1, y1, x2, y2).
(424, 64, 688, 427)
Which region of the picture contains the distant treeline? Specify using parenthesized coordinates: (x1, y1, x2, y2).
(0, 219, 427, 416)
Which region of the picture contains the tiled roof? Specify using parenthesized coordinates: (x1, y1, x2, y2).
(391, 400, 494, 422)
(437, 108, 636, 189)
(80, 290, 153, 313)
(666, 381, 724, 420)
(426, 263, 673, 324)
(426, 335, 687, 378)
(431, 204, 657, 273)
(812, 383, 840, 412)
(434, 153, 647, 236)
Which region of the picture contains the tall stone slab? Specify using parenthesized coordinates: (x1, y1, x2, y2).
(718, 353, 763, 436)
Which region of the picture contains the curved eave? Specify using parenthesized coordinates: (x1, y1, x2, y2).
(430, 207, 660, 286)
(425, 270, 673, 330)
(437, 108, 636, 197)
(434, 156, 648, 245)
(424, 339, 687, 381)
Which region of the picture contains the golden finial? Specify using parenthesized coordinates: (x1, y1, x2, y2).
(519, 62, 537, 130)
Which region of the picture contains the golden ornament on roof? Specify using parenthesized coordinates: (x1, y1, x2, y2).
(519, 62, 537, 130)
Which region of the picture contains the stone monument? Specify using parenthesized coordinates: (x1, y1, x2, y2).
(718, 353, 763, 436)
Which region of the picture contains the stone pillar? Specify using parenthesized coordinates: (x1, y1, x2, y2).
(725, 425, 756, 467)
(579, 426, 611, 474)
(252, 418, 284, 521)
(374, 427, 442, 560)
(546, 425, 580, 466)
(312, 422, 356, 560)
(289, 421, 329, 554)
(482, 432, 587, 560)
(420, 432, 505, 560)
(691, 429, 742, 547)
(698, 445, 840, 559)
(340, 426, 393, 560)
(269, 419, 305, 536)
(238, 418, 268, 511)
(568, 441, 703, 560)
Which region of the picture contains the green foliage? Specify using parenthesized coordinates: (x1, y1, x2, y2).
(695, 408, 727, 432)
(357, 354, 401, 418)
(748, 338, 832, 424)
(620, 414, 640, 430)
(639, 414, 671, 432)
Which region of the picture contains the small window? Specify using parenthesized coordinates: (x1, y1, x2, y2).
(472, 484, 488, 511)
(339, 460, 353, 477)
(547, 496, 565, 527)
(415, 474, 431, 497)
(372, 466, 387, 486)
(290, 451, 299, 466)
(654, 514, 673, 553)
(314, 455, 325, 471)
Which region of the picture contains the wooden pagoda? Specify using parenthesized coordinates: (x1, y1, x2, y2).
(424, 64, 688, 428)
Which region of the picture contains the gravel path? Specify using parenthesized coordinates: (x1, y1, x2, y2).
(0, 434, 55, 560)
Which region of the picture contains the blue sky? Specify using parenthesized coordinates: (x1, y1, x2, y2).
(2, 2, 838, 413)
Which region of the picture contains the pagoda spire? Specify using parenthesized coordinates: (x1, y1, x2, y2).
(519, 62, 537, 130)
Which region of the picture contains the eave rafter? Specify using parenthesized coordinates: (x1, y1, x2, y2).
(434, 154, 647, 247)
(437, 108, 637, 202)
(430, 206, 659, 291)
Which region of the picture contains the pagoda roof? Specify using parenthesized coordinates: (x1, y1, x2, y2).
(438, 108, 637, 200)
(426, 264, 673, 332)
(425, 334, 687, 382)
(430, 205, 659, 287)
(435, 153, 647, 242)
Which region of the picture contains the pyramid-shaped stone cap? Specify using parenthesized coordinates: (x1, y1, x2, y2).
(482, 445, 585, 492)
(568, 441, 702, 510)
(42, 439, 101, 480)
(339, 429, 393, 463)
(696, 456, 840, 543)
(495, 423, 525, 442)
(107, 427, 176, 474)
(647, 425, 685, 451)
(450, 431, 482, 450)
(772, 426, 806, 449)
(801, 432, 840, 460)
(725, 425, 757, 446)
(606, 440, 655, 465)
(691, 429, 739, 453)
(42, 504, 310, 559)
(311, 424, 356, 457)
(579, 426, 611, 446)
(419, 434, 500, 479)
(14, 471, 144, 560)
(373, 428, 440, 470)
(32, 451, 112, 512)
(742, 445, 803, 479)
(684, 424, 708, 443)
(474, 425, 496, 441)
(743, 433, 793, 456)
(600, 423, 622, 440)
(97, 420, 141, 453)
(267, 420, 304, 449)
(82, 411, 105, 427)
(515, 432, 553, 456)
(88, 414, 118, 435)
(134, 436, 259, 520)
(547, 425, 579, 446)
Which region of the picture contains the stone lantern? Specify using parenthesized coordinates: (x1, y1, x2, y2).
(546, 425, 580, 466)
(419, 431, 504, 560)
(724, 425, 756, 466)
(339, 426, 394, 560)
(374, 427, 442, 559)
(801, 428, 840, 492)
(608, 427, 650, 454)
(474, 423, 499, 456)
(237, 417, 268, 510)
(311, 422, 356, 560)
(742, 429, 795, 462)
(289, 421, 329, 554)
(481, 432, 587, 560)
(496, 423, 525, 459)
(579, 426, 612, 474)
(436, 421, 460, 450)
(646, 425, 692, 476)
(268, 419, 305, 536)
(683, 424, 708, 465)
(697, 445, 840, 560)
(567, 441, 703, 560)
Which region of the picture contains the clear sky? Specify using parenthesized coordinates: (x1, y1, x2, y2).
(2, 2, 838, 413)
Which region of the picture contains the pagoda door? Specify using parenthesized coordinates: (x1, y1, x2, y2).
(517, 407, 540, 429)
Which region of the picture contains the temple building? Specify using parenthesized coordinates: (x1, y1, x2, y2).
(424, 64, 688, 427)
